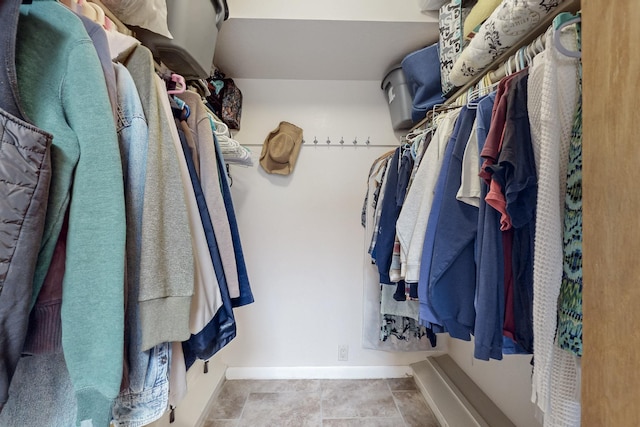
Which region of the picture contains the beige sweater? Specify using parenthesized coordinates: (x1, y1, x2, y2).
(125, 45, 194, 351)
(181, 91, 240, 302)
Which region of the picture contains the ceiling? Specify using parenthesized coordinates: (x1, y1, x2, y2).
(213, 18, 440, 82)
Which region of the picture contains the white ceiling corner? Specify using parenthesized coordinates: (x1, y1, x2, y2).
(213, 17, 440, 81)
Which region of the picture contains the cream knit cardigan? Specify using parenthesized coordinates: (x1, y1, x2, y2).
(528, 27, 581, 427)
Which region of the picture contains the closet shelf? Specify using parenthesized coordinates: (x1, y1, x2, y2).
(213, 17, 440, 81)
(408, 0, 582, 132)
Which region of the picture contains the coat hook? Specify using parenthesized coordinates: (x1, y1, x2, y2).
(365, 137, 370, 145)
(313, 136, 318, 144)
(326, 137, 331, 144)
(339, 137, 344, 145)
(353, 137, 357, 145)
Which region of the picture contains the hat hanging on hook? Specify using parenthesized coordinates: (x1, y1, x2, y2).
(260, 121, 304, 175)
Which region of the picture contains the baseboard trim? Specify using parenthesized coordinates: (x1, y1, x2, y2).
(225, 365, 414, 380)
(411, 356, 515, 427)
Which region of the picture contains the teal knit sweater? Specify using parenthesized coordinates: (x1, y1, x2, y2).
(17, 1, 126, 426)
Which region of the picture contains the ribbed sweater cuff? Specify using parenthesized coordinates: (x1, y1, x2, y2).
(75, 388, 114, 427)
(139, 296, 192, 351)
(23, 300, 63, 355)
(404, 264, 421, 284)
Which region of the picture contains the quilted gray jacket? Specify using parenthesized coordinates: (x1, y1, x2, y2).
(0, 0, 52, 412)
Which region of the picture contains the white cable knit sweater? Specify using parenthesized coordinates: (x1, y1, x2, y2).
(528, 27, 580, 427)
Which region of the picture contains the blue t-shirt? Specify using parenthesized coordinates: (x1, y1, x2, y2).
(426, 106, 478, 340)
(473, 92, 507, 361)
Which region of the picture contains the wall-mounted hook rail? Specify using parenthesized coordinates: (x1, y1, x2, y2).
(243, 135, 396, 147)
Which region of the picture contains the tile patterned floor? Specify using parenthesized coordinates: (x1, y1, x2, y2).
(202, 378, 440, 427)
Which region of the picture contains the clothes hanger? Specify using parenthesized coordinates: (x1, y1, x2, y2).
(518, 48, 527, 69)
(468, 74, 498, 109)
(171, 96, 191, 120)
(80, 0, 98, 22)
(213, 120, 229, 137)
(504, 56, 513, 77)
(524, 43, 534, 66)
(88, 2, 106, 28)
(467, 76, 485, 108)
(404, 132, 425, 157)
(167, 74, 186, 95)
(86, 2, 116, 32)
(514, 52, 522, 73)
(404, 126, 428, 144)
(208, 113, 230, 137)
(534, 33, 545, 56)
(89, 0, 135, 36)
(410, 132, 428, 160)
(553, 11, 582, 58)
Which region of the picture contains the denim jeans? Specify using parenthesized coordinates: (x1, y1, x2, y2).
(0, 0, 52, 412)
(112, 343, 171, 427)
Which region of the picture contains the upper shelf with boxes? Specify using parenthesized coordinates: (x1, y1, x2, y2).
(381, 0, 582, 131)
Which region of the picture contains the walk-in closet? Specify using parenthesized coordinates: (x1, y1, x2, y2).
(0, 0, 634, 426)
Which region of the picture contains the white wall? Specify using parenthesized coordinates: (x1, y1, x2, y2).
(216, 77, 541, 426)
(447, 338, 542, 427)
(218, 78, 433, 372)
(228, 0, 438, 22)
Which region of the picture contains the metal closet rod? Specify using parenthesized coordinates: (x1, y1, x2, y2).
(409, 0, 582, 132)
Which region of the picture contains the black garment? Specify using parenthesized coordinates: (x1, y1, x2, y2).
(372, 148, 401, 284)
(0, 0, 52, 411)
(396, 148, 414, 207)
(489, 73, 536, 353)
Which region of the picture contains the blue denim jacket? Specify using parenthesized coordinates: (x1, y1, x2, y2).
(111, 62, 170, 427)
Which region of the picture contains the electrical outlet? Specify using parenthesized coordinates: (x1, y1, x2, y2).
(338, 344, 349, 361)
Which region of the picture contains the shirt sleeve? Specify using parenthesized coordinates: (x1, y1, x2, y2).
(60, 40, 126, 427)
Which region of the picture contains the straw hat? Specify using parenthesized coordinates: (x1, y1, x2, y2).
(259, 121, 303, 175)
